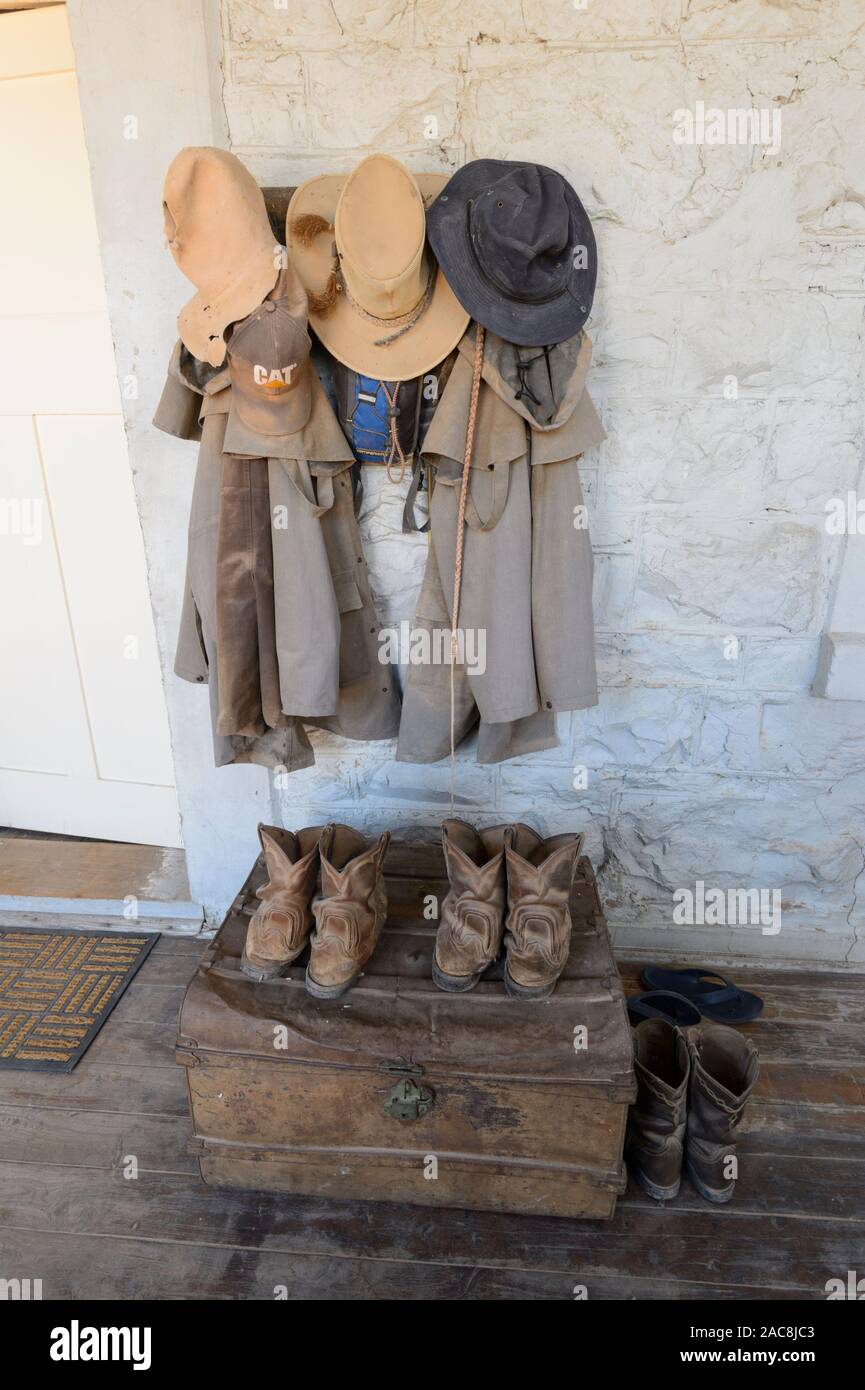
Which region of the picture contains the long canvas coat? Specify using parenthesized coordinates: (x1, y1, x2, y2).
(397, 327, 605, 764)
(154, 343, 400, 768)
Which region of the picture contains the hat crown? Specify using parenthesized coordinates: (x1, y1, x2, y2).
(164, 147, 274, 295)
(228, 271, 310, 375)
(226, 267, 313, 435)
(335, 154, 428, 318)
(471, 167, 575, 303)
(337, 154, 425, 281)
(228, 303, 309, 382)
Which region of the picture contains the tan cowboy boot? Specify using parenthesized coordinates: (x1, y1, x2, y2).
(685, 1023, 759, 1204)
(626, 1019, 690, 1201)
(241, 824, 323, 981)
(432, 819, 510, 993)
(306, 824, 390, 998)
(503, 825, 583, 1000)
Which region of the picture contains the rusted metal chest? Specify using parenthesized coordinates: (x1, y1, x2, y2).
(177, 841, 635, 1220)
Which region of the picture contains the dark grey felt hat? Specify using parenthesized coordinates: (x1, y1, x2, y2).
(427, 159, 597, 347)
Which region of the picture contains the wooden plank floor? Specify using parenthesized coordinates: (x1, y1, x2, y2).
(0, 937, 862, 1300)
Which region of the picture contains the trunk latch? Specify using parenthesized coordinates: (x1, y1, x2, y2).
(381, 1059, 434, 1121)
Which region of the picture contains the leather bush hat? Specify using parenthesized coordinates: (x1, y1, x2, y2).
(164, 147, 280, 368)
(225, 263, 312, 438)
(426, 160, 597, 346)
(285, 154, 469, 380)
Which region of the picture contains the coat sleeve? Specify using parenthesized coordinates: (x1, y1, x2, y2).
(153, 341, 204, 442)
(174, 566, 209, 685)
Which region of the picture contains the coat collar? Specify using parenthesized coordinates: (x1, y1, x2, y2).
(458, 326, 593, 431)
(423, 327, 604, 468)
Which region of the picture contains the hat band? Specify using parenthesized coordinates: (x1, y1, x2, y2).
(467, 201, 572, 307)
(339, 261, 437, 347)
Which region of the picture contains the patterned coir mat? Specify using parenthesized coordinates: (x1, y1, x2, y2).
(0, 928, 159, 1072)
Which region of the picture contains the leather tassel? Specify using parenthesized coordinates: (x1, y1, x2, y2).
(291, 212, 334, 246)
(308, 267, 340, 314)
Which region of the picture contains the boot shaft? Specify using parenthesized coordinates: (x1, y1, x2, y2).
(685, 1022, 759, 1203)
(434, 820, 510, 987)
(243, 822, 327, 977)
(313, 824, 390, 933)
(503, 826, 583, 996)
(631, 1018, 690, 1136)
(308, 825, 390, 995)
(256, 823, 322, 906)
(626, 1018, 690, 1200)
(687, 1023, 759, 1142)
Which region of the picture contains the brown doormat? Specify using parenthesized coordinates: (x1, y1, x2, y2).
(0, 927, 159, 1072)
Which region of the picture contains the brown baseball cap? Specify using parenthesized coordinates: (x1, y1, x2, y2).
(225, 266, 312, 438)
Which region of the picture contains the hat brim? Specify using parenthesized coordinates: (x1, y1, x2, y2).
(286, 173, 469, 381)
(426, 159, 597, 348)
(179, 256, 281, 368)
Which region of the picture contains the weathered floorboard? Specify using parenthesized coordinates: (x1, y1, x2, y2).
(0, 914, 862, 1299)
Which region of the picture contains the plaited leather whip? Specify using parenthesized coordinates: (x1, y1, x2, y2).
(450, 324, 485, 808)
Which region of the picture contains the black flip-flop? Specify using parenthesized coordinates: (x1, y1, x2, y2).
(640, 967, 763, 1023)
(627, 990, 702, 1028)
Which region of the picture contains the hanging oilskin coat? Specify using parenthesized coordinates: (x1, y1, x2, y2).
(154, 284, 403, 766)
(397, 326, 605, 766)
(154, 341, 316, 771)
(220, 266, 401, 743)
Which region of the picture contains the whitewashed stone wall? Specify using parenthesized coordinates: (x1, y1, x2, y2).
(211, 1, 865, 966)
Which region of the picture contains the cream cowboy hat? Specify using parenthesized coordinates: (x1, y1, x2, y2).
(285, 154, 469, 381)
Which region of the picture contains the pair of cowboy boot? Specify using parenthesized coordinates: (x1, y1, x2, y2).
(241, 822, 390, 998)
(432, 818, 584, 1000)
(626, 1017, 759, 1204)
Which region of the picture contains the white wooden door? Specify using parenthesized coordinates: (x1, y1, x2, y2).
(0, 4, 181, 847)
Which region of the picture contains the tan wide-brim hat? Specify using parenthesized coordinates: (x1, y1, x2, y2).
(164, 147, 280, 368)
(285, 155, 469, 382)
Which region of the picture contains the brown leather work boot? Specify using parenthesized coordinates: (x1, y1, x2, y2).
(626, 1018, 690, 1201)
(306, 824, 390, 999)
(241, 824, 323, 981)
(432, 819, 510, 993)
(502, 825, 583, 1000)
(685, 1022, 759, 1204)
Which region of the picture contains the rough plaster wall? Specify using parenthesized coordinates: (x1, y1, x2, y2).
(68, 0, 865, 963)
(213, 0, 865, 967)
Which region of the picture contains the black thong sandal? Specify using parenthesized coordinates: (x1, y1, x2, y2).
(640, 966, 763, 1023)
(627, 990, 702, 1028)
